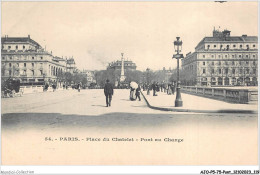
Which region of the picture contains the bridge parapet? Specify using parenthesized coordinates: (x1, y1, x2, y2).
(181, 86, 258, 104)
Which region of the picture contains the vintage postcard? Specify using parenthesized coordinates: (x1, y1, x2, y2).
(1, 1, 259, 174)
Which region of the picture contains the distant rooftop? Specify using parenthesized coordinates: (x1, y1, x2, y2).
(67, 58, 76, 64)
(201, 36, 257, 42)
(107, 59, 137, 70)
(1, 35, 41, 48)
(195, 28, 258, 49)
(53, 56, 66, 62)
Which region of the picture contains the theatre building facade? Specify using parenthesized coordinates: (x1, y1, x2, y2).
(182, 29, 258, 86)
(1, 35, 67, 86)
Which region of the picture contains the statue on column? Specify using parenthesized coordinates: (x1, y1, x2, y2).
(120, 53, 126, 82)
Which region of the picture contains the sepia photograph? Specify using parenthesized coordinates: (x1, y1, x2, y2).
(1, 1, 259, 174)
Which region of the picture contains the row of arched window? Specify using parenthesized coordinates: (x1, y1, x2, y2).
(49, 65, 63, 76)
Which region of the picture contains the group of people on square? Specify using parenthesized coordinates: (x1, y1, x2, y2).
(43, 81, 82, 92)
(103, 79, 143, 107)
(143, 81, 176, 96)
(103, 79, 176, 107)
(43, 83, 57, 92)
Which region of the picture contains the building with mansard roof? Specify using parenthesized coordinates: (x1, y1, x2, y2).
(181, 29, 258, 86)
(66, 57, 77, 74)
(1, 35, 72, 86)
(107, 59, 137, 71)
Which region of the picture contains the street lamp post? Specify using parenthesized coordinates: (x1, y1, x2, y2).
(173, 37, 183, 107)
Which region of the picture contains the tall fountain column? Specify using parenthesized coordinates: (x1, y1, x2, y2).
(120, 53, 126, 82)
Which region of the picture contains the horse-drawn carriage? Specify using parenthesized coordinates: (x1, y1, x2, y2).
(1, 78, 23, 98)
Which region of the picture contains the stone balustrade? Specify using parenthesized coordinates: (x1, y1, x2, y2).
(181, 86, 258, 104)
(20, 85, 65, 94)
(20, 86, 44, 94)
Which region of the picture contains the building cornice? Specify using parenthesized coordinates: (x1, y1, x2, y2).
(184, 50, 258, 59)
(1, 60, 66, 68)
(1, 51, 53, 56)
(203, 41, 257, 43)
(195, 50, 258, 53)
(182, 59, 257, 66)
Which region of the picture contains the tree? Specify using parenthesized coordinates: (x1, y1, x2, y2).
(143, 69, 161, 84)
(152, 70, 167, 83)
(170, 68, 196, 86)
(64, 72, 73, 84)
(169, 69, 177, 83)
(82, 77, 88, 85)
(125, 70, 143, 83)
(95, 70, 114, 88)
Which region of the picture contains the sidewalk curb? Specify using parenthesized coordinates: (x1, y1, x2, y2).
(141, 91, 257, 114)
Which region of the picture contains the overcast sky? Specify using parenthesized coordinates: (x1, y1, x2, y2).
(2, 1, 258, 71)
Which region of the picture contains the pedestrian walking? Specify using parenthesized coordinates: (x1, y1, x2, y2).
(156, 82, 160, 91)
(152, 82, 157, 96)
(104, 79, 114, 107)
(167, 83, 172, 95)
(147, 84, 150, 95)
(52, 84, 56, 92)
(171, 81, 175, 95)
(44, 83, 49, 91)
(163, 82, 167, 93)
(77, 82, 81, 92)
(135, 85, 141, 101)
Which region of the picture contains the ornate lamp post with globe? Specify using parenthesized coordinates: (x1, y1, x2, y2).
(172, 37, 184, 107)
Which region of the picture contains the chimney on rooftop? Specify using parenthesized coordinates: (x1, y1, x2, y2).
(242, 35, 247, 38)
(28, 35, 30, 39)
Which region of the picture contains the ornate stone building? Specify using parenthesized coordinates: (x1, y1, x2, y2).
(66, 57, 77, 74)
(107, 59, 137, 71)
(82, 69, 96, 86)
(182, 29, 258, 86)
(1, 35, 69, 86)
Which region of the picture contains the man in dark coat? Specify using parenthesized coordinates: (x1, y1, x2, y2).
(156, 82, 160, 92)
(152, 82, 157, 96)
(77, 82, 81, 92)
(104, 79, 114, 107)
(135, 85, 141, 101)
(147, 83, 150, 95)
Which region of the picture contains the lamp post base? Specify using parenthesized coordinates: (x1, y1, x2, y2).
(175, 83, 183, 107)
(175, 99, 183, 107)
